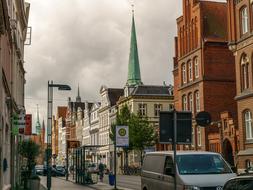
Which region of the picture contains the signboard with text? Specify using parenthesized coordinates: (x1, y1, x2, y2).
(116, 125, 129, 147)
(67, 140, 80, 149)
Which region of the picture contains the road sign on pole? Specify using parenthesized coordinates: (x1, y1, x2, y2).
(159, 111, 192, 144)
(116, 126, 129, 147)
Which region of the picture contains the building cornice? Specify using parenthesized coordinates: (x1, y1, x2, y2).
(235, 91, 253, 101)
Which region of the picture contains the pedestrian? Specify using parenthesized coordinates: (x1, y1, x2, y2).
(98, 162, 105, 182)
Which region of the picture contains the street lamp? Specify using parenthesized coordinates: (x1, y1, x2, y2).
(46, 81, 71, 190)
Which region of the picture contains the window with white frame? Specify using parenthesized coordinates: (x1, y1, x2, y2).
(138, 103, 147, 116)
(245, 110, 253, 140)
(182, 95, 187, 111)
(241, 54, 249, 90)
(241, 6, 249, 35)
(154, 104, 162, 117)
(189, 93, 193, 112)
(197, 127, 201, 146)
(182, 63, 187, 84)
(195, 91, 200, 112)
(194, 57, 199, 78)
(188, 60, 193, 81)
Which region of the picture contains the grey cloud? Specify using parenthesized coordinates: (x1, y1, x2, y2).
(25, 0, 182, 129)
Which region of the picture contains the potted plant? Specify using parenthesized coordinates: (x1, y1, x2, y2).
(18, 139, 40, 190)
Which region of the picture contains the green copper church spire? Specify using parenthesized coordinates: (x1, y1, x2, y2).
(127, 6, 142, 86)
(35, 104, 41, 135)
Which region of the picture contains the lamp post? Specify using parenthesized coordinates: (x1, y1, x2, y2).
(46, 81, 71, 190)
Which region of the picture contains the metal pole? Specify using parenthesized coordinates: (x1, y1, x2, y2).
(173, 110, 177, 190)
(114, 131, 117, 189)
(47, 81, 53, 190)
(66, 145, 69, 181)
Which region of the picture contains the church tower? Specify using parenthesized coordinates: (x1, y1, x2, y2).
(35, 104, 41, 135)
(76, 84, 81, 102)
(125, 6, 143, 96)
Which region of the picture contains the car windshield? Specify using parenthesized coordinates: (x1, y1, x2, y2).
(176, 154, 232, 175)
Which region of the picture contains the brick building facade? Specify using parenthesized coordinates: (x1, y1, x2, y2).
(227, 0, 253, 172)
(173, 0, 238, 166)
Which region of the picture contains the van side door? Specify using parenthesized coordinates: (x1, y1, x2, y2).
(161, 156, 175, 190)
(141, 154, 166, 190)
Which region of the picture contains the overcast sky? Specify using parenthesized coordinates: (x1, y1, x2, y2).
(24, 0, 225, 131)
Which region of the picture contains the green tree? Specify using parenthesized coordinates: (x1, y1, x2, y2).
(110, 105, 133, 167)
(19, 139, 40, 188)
(131, 114, 157, 165)
(110, 105, 157, 167)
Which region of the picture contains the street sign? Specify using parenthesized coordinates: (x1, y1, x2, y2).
(196, 111, 211, 127)
(67, 140, 80, 149)
(159, 111, 192, 144)
(116, 125, 129, 147)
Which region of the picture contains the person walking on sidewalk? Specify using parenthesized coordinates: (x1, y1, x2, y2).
(98, 162, 105, 182)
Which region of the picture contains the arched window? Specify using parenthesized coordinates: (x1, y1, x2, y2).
(245, 110, 253, 140)
(241, 54, 249, 90)
(182, 63, 187, 84)
(241, 6, 249, 35)
(189, 93, 193, 112)
(182, 95, 187, 111)
(194, 57, 199, 79)
(188, 60, 193, 81)
(195, 91, 200, 112)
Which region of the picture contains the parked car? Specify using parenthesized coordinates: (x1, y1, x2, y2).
(43, 166, 66, 177)
(223, 176, 253, 190)
(35, 165, 45, 175)
(141, 151, 236, 190)
(87, 163, 98, 173)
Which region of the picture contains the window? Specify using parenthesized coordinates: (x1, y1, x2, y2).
(241, 6, 249, 35)
(192, 127, 195, 147)
(182, 63, 187, 84)
(245, 110, 253, 140)
(241, 54, 249, 90)
(195, 91, 200, 112)
(197, 127, 201, 146)
(188, 60, 193, 81)
(154, 104, 162, 117)
(182, 95, 187, 111)
(138, 103, 147, 116)
(189, 93, 193, 112)
(194, 57, 199, 78)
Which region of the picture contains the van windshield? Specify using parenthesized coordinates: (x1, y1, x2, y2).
(176, 154, 232, 175)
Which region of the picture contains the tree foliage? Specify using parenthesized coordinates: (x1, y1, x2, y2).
(110, 105, 157, 165)
(19, 139, 40, 177)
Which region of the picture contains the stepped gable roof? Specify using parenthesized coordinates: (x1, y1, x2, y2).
(108, 88, 124, 106)
(201, 1, 227, 41)
(131, 85, 173, 96)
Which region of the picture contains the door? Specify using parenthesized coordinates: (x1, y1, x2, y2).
(161, 156, 175, 190)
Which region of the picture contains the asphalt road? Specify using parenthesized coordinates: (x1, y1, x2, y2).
(104, 174, 141, 190)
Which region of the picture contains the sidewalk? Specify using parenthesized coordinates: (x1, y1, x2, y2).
(40, 176, 134, 190)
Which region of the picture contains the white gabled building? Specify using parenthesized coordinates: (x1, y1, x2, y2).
(98, 86, 123, 170)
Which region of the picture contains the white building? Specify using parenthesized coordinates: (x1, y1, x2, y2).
(98, 86, 123, 169)
(89, 102, 100, 163)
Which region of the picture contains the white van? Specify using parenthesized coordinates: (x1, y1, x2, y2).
(141, 151, 236, 190)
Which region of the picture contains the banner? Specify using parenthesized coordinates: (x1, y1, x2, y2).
(25, 114, 32, 135)
(116, 126, 129, 147)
